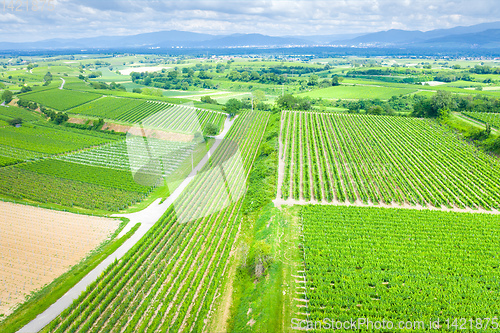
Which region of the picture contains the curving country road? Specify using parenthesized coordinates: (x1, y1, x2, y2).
(17, 115, 236, 333)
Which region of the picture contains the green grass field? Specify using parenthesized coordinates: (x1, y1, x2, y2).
(298, 84, 417, 100)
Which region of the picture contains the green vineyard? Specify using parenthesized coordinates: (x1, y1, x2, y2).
(18, 89, 101, 111)
(45, 111, 269, 332)
(0, 123, 119, 155)
(300, 205, 500, 331)
(0, 168, 145, 211)
(462, 111, 500, 129)
(0, 105, 41, 123)
(139, 104, 226, 134)
(68, 97, 146, 119)
(67, 98, 226, 134)
(116, 101, 172, 123)
(56, 138, 195, 177)
(280, 111, 500, 210)
(19, 159, 152, 193)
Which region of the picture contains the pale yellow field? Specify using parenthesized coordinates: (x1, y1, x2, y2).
(0, 202, 120, 318)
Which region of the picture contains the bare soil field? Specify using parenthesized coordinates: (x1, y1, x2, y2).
(103, 122, 194, 141)
(67, 117, 90, 125)
(0, 201, 120, 319)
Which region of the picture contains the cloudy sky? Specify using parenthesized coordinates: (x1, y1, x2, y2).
(1, 0, 499, 42)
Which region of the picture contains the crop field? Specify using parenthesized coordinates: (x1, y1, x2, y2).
(462, 111, 500, 129)
(57, 137, 195, 177)
(18, 89, 101, 111)
(0, 105, 40, 123)
(0, 145, 47, 167)
(0, 156, 21, 167)
(298, 85, 417, 100)
(18, 159, 151, 193)
(0, 123, 119, 155)
(0, 201, 119, 318)
(59, 77, 94, 91)
(299, 205, 500, 328)
(45, 111, 269, 333)
(279, 111, 500, 210)
(136, 104, 227, 134)
(116, 101, 173, 123)
(0, 168, 147, 211)
(68, 98, 226, 132)
(68, 97, 146, 119)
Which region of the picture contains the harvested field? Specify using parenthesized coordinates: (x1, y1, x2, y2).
(0, 201, 120, 318)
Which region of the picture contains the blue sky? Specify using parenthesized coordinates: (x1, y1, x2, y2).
(2, 0, 499, 42)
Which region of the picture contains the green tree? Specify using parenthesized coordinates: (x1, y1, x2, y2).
(227, 71, 240, 81)
(203, 122, 218, 136)
(20, 85, 32, 93)
(8, 117, 22, 126)
(224, 98, 242, 116)
(2, 90, 13, 104)
(54, 112, 69, 124)
(308, 74, 319, 86)
(44, 72, 53, 83)
(276, 94, 297, 110)
(431, 91, 454, 113)
(368, 105, 384, 115)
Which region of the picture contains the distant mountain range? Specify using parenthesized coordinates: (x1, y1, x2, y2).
(339, 21, 500, 48)
(2, 21, 500, 51)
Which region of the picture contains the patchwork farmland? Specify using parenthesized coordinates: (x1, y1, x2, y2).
(2, 51, 500, 333)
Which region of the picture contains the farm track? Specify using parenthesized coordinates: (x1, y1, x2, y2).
(17, 116, 240, 333)
(455, 112, 500, 133)
(274, 197, 500, 215)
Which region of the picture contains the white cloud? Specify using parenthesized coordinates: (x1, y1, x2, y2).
(0, 0, 499, 42)
(0, 12, 26, 24)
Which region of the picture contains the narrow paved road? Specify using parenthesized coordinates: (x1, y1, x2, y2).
(59, 78, 65, 90)
(18, 116, 236, 333)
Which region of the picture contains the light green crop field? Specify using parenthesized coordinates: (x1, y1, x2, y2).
(300, 205, 500, 326)
(0, 105, 41, 122)
(0, 122, 119, 155)
(90, 67, 125, 82)
(298, 84, 417, 100)
(462, 111, 500, 129)
(18, 89, 102, 110)
(31, 66, 80, 76)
